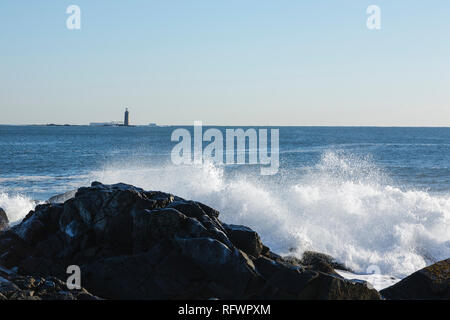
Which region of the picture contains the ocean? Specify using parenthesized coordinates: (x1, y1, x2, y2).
(0, 125, 449, 283)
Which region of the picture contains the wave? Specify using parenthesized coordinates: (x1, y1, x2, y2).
(86, 151, 450, 278)
(0, 192, 36, 223)
(1, 151, 449, 278)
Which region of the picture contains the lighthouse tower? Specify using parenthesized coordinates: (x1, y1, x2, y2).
(124, 108, 129, 126)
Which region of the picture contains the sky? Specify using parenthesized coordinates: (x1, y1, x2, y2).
(0, 1, 449, 126)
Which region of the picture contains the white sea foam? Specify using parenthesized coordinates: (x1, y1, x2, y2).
(335, 269, 401, 291)
(0, 192, 36, 223)
(87, 151, 450, 279)
(2, 151, 449, 279)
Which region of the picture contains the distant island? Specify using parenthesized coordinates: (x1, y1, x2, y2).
(90, 108, 132, 127)
(11, 109, 168, 127)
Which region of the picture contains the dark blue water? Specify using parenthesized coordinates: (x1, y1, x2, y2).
(0, 126, 448, 198)
(0, 125, 449, 277)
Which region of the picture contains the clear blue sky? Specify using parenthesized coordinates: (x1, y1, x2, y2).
(1, 1, 449, 126)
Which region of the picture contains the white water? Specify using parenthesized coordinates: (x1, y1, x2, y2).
(85, 151, 450, 279)
(2, 151, 450, 279)
(335, 269, 401, 291)
(0, 192, 36, 224)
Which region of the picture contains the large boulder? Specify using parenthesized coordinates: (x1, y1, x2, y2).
(46, 189, 77, 204)
(380, 259, 450, 300)
(0, 182, 382, 300)
(222, 223, 264, 258)
(0, 208, 8, 232)
(297, 272, 380, 300)
(300, 251, 352, 273)
(253, 253, 380, 300)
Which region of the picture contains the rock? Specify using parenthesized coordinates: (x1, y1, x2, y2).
(0, 182, 264, 299)
(174, 237, 261, 298)
(253, 255, 319, 299)
(0, 208, 8, 231)
(381, 259, 450, 300)
(0, 273, 99, 300)
(300, 251, 351, 273)
(223, 224, 264, 258)
(46, 189, 78, 204)
(252, 255, 379, 299)
(281, 254, 335, 275)
(0, 182, 382, 300)
(297, 272, 381, 300)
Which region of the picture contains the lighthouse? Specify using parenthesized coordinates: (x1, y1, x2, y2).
(124, 108, 129, 126)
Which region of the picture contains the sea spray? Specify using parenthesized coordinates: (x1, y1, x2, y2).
(2, 151, 448, 279)
(0, 192, 36, 224)
(87, 151, 450, 279)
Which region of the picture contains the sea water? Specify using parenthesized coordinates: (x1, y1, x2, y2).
(0, 125, 449, 285)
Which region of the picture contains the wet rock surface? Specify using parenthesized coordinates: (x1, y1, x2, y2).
(0, 208, 8, 232)
(300, 251, 353, 273)
(0, 267, 99, 300)
(381, 259, 450, 300)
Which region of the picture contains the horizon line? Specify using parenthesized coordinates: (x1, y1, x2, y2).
(0, 123, 449, 128)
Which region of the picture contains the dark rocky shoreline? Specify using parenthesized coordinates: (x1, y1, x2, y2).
(0, 182, 448, 300)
